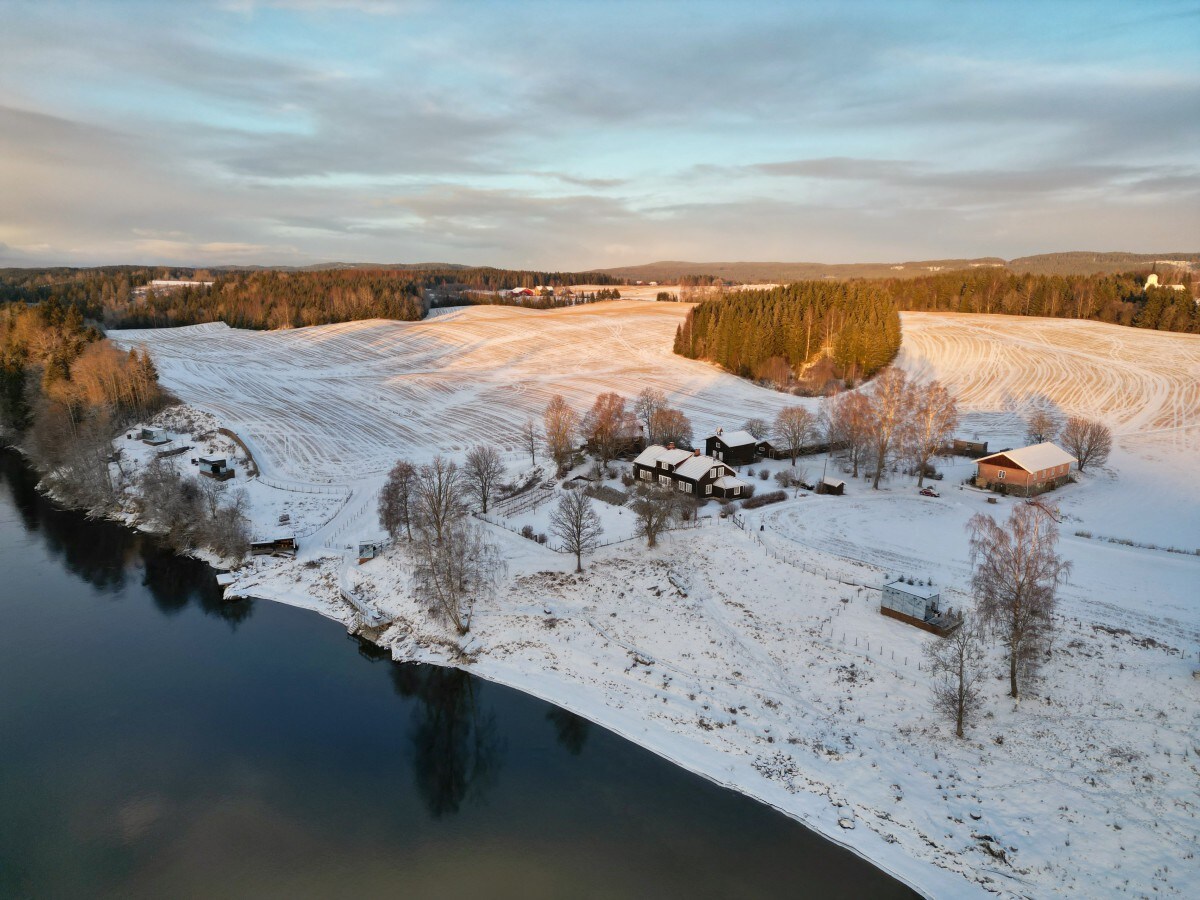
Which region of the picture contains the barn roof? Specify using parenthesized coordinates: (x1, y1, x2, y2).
(672, 453, 718, 480)
(822, 476, 845, 489)
(977, 442, 1076, 473)
(712, 429, 757, 448)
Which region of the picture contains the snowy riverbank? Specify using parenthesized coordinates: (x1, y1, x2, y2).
(109, 306, 1200, 898)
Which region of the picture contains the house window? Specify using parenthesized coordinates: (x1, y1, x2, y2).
(659, 474, 671, 486)
(733, 486, 741, 496)
(640, 470, 651, 481)
(997, 470, 1005, 479)
(715, 450, 722, 460)
(704, 484, 712, 496)
(678, 482, 691, 493)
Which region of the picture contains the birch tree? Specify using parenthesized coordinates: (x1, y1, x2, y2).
(865, 367, 914, 489)
(773, 406, 816, 466)
(821, 390, 872, 477)
(380, 458, 416, 541)
(632, 485, 679, 548)
(463, 445, 504, 513)
(649, 407, 693, 448)
(413, 455, 465, 544)
(549, 490, 604, 572)
(634, 387, 667, 443)
(543, 395, 578, 471)
(968, 504, 1070, 699)
(906, 380, 958, 487)
(581, 392, 638, 466)
(412, 520, 502, 635)
(924, 614, 987, 738)
(521, 418, 540, 465)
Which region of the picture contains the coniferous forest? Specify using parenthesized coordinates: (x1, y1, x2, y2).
(673, 281, 902, 389)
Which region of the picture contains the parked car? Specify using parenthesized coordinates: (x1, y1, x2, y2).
(919, 487, 940, 497)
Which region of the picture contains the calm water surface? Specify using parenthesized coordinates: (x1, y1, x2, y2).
(0, 450, 916, 899)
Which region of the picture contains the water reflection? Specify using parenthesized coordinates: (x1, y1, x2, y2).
(0, 449, 252, 626)
(546, 707, 591, 756)
(392, 662, 505, 818)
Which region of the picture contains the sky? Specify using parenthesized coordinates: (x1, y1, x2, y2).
(1, 0, 1197, 270)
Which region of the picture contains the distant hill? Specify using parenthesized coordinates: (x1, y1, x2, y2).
(596, 252, 1199, 283)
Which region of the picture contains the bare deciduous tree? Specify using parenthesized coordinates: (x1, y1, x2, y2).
(924, 614, 987, 738)
(543, 395, 578, 471)
(413, 456, 465, 544)
(1059, 416, 1112, 472)
(742, 417, 770, 440)
(463, 445, 504, 513)
(411, 519, 503, 635)
(632, 484, 679, 548)
(821, 390, 872, 477)
(968, 504, 1071, 699)
(649, 407, 693, 448)
(520, 418, 540, 466)
(865, 367, 914, 489)
(634, 387, 667, 442)
(581, 392, 639, 466)
(379, 458, 416, 541)
(906, 380, 958, 487)
(549, 490, 604, 572)
(1024, 408, 1060, 445)
(773, 406, 816, 466)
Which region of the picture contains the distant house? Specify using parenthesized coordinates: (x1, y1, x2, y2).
(1145, 274, 1186, 292)
(974, 442, 1075, 496)
(632, 444, 752, 499)
(508, 287, 536, 297)
(880, 580, 959, 635)
(705, 428, 758, 466)
(198, 455, 235, 481)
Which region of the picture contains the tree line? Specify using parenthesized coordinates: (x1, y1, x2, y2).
(883, 267, 1199, 334)
(1, 265, 624, 332)
(673, 281, 902, 390)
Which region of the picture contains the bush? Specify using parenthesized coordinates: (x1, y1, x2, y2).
(758, 469, 769, 481)
(584, 484, 629, 506)
(520, 524, 535, 539)
(741, 490, 787, 510)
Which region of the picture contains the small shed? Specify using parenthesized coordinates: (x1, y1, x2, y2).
(140, 427, 170, 446)
(357, 540, 383, 564)
(880, 580, 959, 634)
(198, 455, 234, 481)
(816, 476, 845, 496)
(951, 438, 989, 457)
(250, 536, 297, 556)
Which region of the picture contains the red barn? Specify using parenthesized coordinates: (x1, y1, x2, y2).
(974, 442, 1076, 496)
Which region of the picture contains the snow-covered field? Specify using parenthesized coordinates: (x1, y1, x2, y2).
(110, 306, 1200, 899)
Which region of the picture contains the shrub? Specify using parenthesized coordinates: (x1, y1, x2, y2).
(758, 469, 769, 481)
(520, 524, 535, 539)
(741, 490, 787, 510)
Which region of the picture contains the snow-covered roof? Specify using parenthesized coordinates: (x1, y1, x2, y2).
(822, 477, 845, 488)
(885, 579, 939, 599)
(675, 453, 722, 481)
(713, 429, 757, 448)
(633, 445, 692, 468)
(977, 442, 1076, 473)
(713, 475, 750, 490)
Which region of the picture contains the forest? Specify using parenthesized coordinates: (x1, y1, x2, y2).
(882, 268, 1199, 334)
(673, 281, 901, 390)
(0, 265, 621, 331)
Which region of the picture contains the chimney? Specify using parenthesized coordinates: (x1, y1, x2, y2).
(717, 427, 723, 435)
(693, 449, 701, 456)
(667, 442, 675, 450)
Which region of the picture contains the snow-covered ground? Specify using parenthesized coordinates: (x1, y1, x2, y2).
(109, 306, 1200, 899)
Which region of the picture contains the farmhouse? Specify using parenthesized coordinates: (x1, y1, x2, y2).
(974, 442, 1075, 496)
(880, 579, 959, 635)
(705, 428, 758, 466)
(633, 444, 752, 498)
